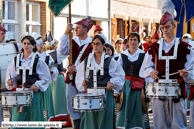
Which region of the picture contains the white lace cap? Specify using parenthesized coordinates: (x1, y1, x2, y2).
(36, 39, 44, 48)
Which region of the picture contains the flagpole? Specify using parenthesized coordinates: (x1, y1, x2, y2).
(68, 3, 73, 66)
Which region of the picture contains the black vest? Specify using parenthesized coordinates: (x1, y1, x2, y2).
(14, 54, 39, 85)
(121, 52, 145, 77)
(48, 51, 64, 72)
(85, 56, 112, 88)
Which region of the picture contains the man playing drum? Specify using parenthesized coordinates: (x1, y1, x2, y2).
(58, 18, 93, 129)
(139, 12, 194, 129)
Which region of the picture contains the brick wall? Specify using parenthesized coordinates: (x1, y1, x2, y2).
(111, 0, 161, 21)
(40, 2, 46, 36)
(40, 1, 52, 37)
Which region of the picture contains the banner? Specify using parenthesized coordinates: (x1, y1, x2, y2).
(49, 0, 72, 17)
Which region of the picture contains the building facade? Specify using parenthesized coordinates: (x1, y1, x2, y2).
(1, 0, 52, 42)
(53, 0, 110, 42)
(111, 0, 161, 42)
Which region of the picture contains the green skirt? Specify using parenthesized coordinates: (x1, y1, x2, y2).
(50, 74, 69, 120)
(117, 79, 145, 129)
(80, 90, 116, 129)
(187, 89, 190, 109)
(11, 90, 44, 129)
(142, 109, 150, 129)
(42, 85, 55, 121)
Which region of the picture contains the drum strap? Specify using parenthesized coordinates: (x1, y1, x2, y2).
(13, 42, 19, 53)
(86, 53, 105, 88)
(14, 54, 39, 85)
(45, 56, 49, 65)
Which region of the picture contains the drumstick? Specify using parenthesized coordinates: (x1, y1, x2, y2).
(9, 73, 13, 83)
(162, 68, 193, 77)
(154, 54, 157, 82)
(84, 60, 86, 81)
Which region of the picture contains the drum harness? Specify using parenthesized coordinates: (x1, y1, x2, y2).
(158, 38, 179, 83)
(86, 52, 105, 94)
(69, 43, 89, 80)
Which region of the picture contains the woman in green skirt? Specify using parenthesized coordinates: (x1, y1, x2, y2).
(116, 32, 150, 129)
(44, 37, 71, 125)
(35, 36, 58, 121)
(6, 35, 51, 129)
(75, 34, 125, 129)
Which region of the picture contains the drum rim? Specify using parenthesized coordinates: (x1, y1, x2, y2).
(146, 95, 179, 99)
(73, 108, 105, 112)
(72, 93, 105, 98)
(0, 103, 32, 107)
(72, 96, 105, 99)
(146, 82, 179, 86)
(0, 92, 32, 96)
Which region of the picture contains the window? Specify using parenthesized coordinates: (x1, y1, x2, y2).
(3, 0, 18, 41)
(26, 2, 41, 36)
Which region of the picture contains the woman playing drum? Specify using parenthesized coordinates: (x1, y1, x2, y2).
(5, 35, 51, 128)
(116, 32, 150, 129)
(75, 34, 125, 129)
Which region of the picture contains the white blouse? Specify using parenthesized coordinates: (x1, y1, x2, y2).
(75, 53, 125, 94)
(117, 48, 145, 68)
(5, 52, 51, 92)
(139, 38, 194, 83)
(36, 51, 59, 81)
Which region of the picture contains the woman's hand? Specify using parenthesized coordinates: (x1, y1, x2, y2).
(82, 80, 88, 90)
(107, 82, 114, 90)
(30, 85, 39, 92)
(113, 93, 120, 102)
(8, 78, 14, 86)
(150, 70, 159, 79)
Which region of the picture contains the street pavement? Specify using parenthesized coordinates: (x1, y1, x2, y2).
(2, 108, 191, 129)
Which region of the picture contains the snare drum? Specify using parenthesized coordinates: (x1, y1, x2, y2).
(146, 82, 180, 99)
(0, 91, 32, 107)
(0, 43, 19, 91)
(72, 93, 105, 112)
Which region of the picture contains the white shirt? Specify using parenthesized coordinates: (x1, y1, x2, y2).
(5, 52, 51, 92)
(58, 34, 92, 71)
(75, 53, 125, 94)
(139, 38, 194, 83)
(58, 34, 92, 55)
(117, 48, 145, 68)
(36, 51, 59, 81)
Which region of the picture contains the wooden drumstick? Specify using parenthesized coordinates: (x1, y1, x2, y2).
(162, 68, 193, 77)
(154, 54, 157, 82)
(9, 73, 13, 83)
(84, 60, 86, 81)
